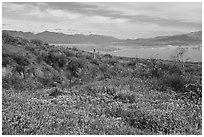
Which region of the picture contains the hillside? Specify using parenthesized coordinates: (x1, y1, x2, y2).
(3, 30, 119, 44)
(116, 31, 202, 47)
(2, 32, 202, 135)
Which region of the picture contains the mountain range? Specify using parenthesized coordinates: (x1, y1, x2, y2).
(3, 30, 202, 46)
(3, 30, 119, 44)
(116, 31, 202, 47)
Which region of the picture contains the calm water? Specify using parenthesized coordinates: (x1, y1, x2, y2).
(103, 45, 202, 62)
(54, 44, 202, 62)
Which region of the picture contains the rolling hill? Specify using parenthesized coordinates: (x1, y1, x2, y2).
(3, 30, 119, 44)
(116, 31, 202, 47)
(2, 31, 202, 135)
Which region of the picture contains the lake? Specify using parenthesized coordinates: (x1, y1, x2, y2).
(54, 44, 202, 62)
(103, 45, 202, 62)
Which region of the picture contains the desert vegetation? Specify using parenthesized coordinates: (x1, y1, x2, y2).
(2, 32, 202, 135)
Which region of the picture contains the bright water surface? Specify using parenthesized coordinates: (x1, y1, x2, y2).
(54, 44, 202, 62)
(104, 45, 202, 62)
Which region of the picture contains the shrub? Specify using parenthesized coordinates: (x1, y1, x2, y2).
(64, 58, 85, 87)
(158, 74, 188, 92)
(101, 86, 117, 96)
(83, 85, 98, 96)
(66, 58, 84, 75)
(85, 54, 93, 60)
(30, 39, 44, 46)
(132, 66, 150, 79)
(40, 52, 67, 69)
(103, 54, 112, 58)
(123, 109, 192, 134)
(104, 58, 118, 66)
(2, 53, 12, 67)
(64, 50, 75, 57)
(87, 66, 100, 79)
(90, 58, 100, 66)
(104, 102, 125, 118)
(14, 65, 26, 77)
(166, 64, 183, 75)
(99, 63, 109, 73)
(2, 32, 18, 45)
(72, 47, 78, 51)
(25, 46, 37, 55)
(180, 79, 202, 104)
(2, 73, 40, 90)
(56, 54, 67, 68)
(114, 90, 135, 103)
(12, 54, 29, 66)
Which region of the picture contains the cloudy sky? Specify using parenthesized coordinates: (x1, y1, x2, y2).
(2, 2, 202, 39)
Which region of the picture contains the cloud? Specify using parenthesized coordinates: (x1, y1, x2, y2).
(2, 2, 202, 39)
(80, 2, 201, 28)
(2, 2, 28, 12)
(45, 8, 81, 19)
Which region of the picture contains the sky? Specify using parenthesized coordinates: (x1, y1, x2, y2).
(2, 2, 202, 39)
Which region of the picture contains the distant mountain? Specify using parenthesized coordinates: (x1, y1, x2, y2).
(3, 30, 202, 47)
(117, 31, 202, 47)
(3, 30, 120, 44)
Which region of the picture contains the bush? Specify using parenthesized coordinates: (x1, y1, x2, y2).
(104, 58, 118, 66)
(99, 63, 109, 73)
(2, 32, 18, 45)
(123, 109, 192, 134)
(85, 54, 93, 60)
(72, 47, 78, 51)
(87, 66, 100, 79)
(2, 73, 40, 90)
(90, 58, 100, 66)
(103, 54, 112, 58)
(158, 74, 188, 92)
(180, 78, 202, 104)
(104, 102, 125, 118)
(101, 86, 117, 96)
(66, 58, 84, 75)
(114, 90, 135, 103)
(165, 64, 183, 75)
(64, 51, 75, 57)
(12, 54, 29, 66)
(30, 39, 44, 46)
(132, 66, 150, 79)
(2, 53, 12, 67)
(37, 77, 55, 88)
(40, 52, 67, 69)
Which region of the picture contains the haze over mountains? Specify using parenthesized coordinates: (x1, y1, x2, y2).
(117, 31, 202, 47)
(3, 30, 119, 44)
(3, 30, 202, 47)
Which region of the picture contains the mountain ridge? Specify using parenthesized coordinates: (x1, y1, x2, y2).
(117, 31, 202, 47)
(3, 30, 202, 46)
(3, 30, 120, 44)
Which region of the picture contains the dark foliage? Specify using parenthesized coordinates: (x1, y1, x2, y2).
(30, 39, 44, 46)
(12, 54, 29, 66)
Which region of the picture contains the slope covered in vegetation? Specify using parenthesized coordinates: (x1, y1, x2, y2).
(2, 32, 202, 135)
